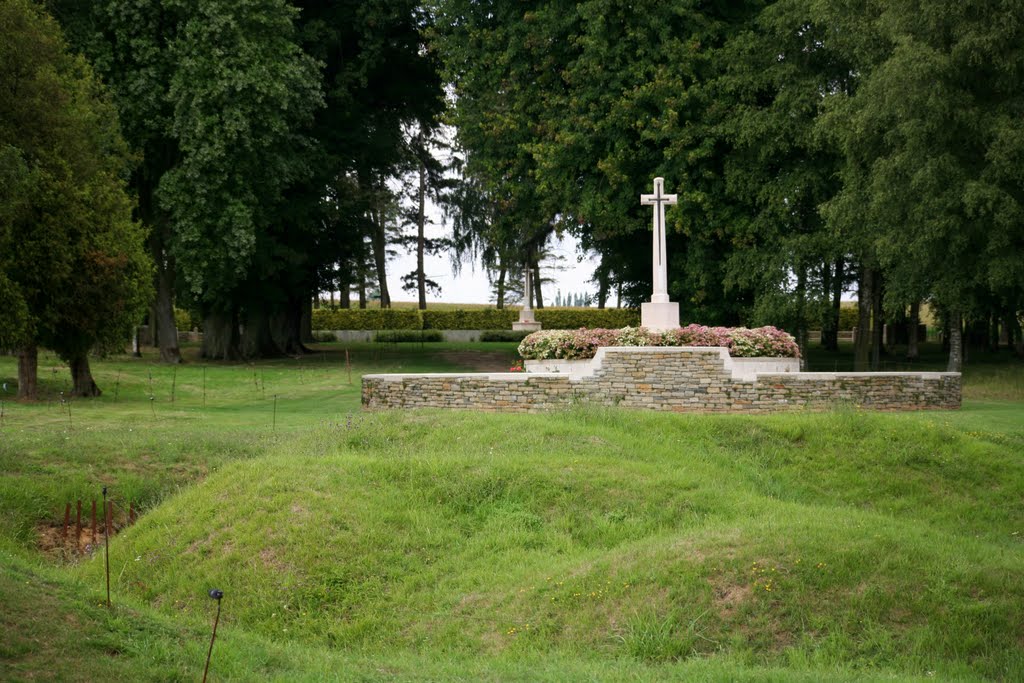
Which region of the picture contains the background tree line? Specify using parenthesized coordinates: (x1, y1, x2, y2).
(4, 0, 1021, 401)
(432, 0, 1024, 371)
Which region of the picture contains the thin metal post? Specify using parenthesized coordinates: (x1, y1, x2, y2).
(103, 487, 111, 607)
(75, 500, 82, 553)
(203, 589, 224, 683)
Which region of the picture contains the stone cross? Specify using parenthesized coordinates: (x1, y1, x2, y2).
(640, 177, 677, 304)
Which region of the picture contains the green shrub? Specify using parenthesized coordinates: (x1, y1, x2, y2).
(173, 307, 197, 331)
(535, 308, 640, 329)
(422, 309, 518, 330)
(311, 308, 422, 330)
(479, 329, 532, 342)
(838, 305, 859, 330)
(310, 307, 641, 331)
(373, 330, 443, 343)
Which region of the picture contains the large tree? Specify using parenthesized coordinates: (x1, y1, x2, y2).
(818, 0, 1024, 371)
(0, 0, 151, 398)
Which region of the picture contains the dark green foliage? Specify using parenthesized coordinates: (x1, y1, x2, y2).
(479, 330, 532, 342)
(422, 309, 518, 330)
(0, 0, 151, 391)
(535, 308, 640, 330)
(373, 330, 444, 343)
(311, 307, 641, 331)
(312, 309, 422, 331)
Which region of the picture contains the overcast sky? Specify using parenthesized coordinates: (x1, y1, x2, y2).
(385, 230, 600, 306)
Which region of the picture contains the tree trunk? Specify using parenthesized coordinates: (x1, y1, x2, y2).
(827, 258, 844, 351)
(16, 345, 38, 400)
(240, 302, 284, 359)
(154, 253, 182, 363)
(532, 263, 543, 309)
(416, 162, 427, 310)
(1007, 314, 1024, 358)
(371, 205, 390, 309)
(990, 311, 1000, 353)
(70, 354, 100, 397)
(906, 301, 920, 360)
(854, 266, 871, 371)
(820, 261, 833, 349)
(337, 263, 350, 309)
(495, 263, 506, 309)
(300, 297, 313, 344)
(796, 267, 809, 370)
(870, 269, 884, 370)
(269, 294, 311, 356)
(201, 310, 241, 361)
(358, 275, 367, 309)
(947, 309, 963, 372)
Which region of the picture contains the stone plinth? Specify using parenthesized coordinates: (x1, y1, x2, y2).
(363, 347, 961, 413)
(640, 301, 679, 331)
(513, 308, 541, 332)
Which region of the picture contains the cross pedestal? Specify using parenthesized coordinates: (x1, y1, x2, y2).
(639, 177, 679, 330)
(512, 266, 542, 331)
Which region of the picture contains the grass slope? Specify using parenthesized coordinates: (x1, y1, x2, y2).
(1, 346, 1022, 681)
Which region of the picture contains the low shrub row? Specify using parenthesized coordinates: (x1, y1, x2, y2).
(373, 330, 444, 343)
(311, 307, 640, 331)
(518, 324, 800, 360)
(479, 329, 532, 342)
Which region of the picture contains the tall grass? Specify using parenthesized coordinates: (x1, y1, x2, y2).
(0, 347, 1021, 681)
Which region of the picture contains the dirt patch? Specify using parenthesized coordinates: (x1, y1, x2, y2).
(435, 351, 518, 372)
(37, 523, 118, 561)
(709, 580, 752, 619)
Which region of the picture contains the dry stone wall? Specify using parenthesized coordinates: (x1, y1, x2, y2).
(362, 347, 960, 413)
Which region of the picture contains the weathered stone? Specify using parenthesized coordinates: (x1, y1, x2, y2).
(362, 347, 961, 413)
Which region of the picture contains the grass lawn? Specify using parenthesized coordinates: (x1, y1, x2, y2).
(0, 342, 1021, 681)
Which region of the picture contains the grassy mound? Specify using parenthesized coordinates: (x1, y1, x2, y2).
(74, 409, 1024, 680)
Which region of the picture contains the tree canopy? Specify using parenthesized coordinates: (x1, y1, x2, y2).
(1, 0, 151, 398)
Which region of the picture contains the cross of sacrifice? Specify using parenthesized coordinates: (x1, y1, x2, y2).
(640, 177, 677, 304)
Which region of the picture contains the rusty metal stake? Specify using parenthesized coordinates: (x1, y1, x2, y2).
(203, 589, 224, 683)
(103, 487, 111, 608)
(75, 501, 82, 552)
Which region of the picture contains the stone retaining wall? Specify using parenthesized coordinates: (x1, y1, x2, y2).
(362, 347, 961, 413)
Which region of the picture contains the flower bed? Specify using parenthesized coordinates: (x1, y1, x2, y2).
(517, 325, 800, 360)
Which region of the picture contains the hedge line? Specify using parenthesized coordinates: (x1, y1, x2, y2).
(311, 307, 640, 331)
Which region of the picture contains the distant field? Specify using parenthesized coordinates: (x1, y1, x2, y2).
(0, 345, 1021, 681)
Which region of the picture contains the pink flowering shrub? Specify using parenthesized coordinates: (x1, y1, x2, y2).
(518, 325, 799, 360)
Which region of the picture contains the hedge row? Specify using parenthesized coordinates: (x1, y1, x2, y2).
(311, 307, 640, 331)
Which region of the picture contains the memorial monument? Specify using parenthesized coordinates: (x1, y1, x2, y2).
(640, 177, 680, 331)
